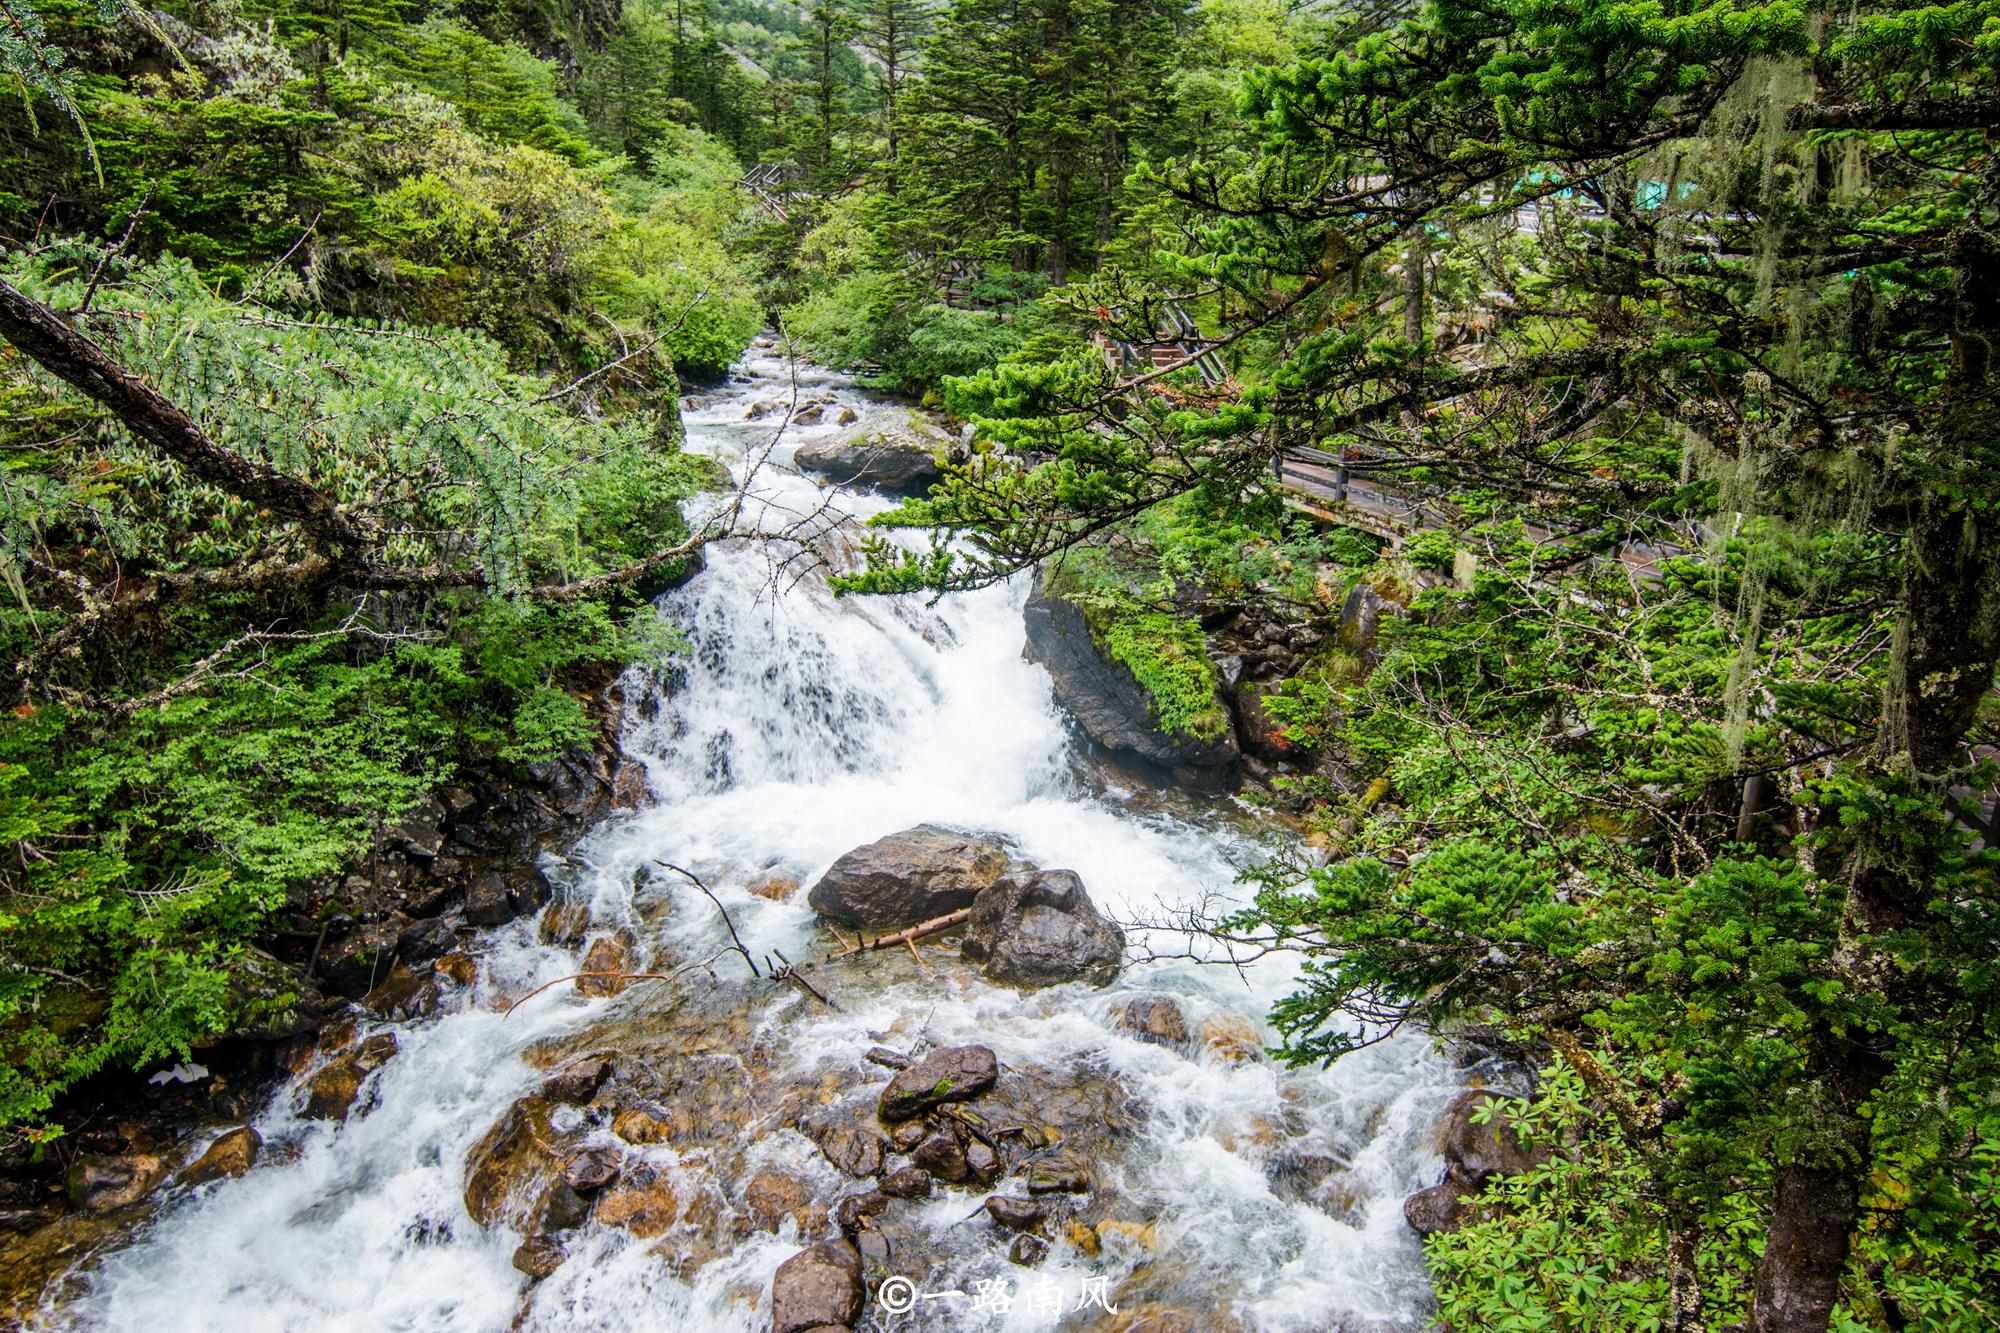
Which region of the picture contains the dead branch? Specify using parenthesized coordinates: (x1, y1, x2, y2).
(653, 859, 760, 978)
(807, 908, 973, 966)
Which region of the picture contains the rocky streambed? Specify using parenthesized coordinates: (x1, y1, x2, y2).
(12, 339, 1491, 1332)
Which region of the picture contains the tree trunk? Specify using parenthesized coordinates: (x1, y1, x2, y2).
(1748, 1162, 1860, 1333)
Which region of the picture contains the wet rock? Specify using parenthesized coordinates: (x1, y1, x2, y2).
(596, 1162, 680, 1238)
(512, 1236, 565, 1279)
(1403, 1180, 1477, 1235)
(436, 951, 478, 987)
(538, 899, 592, 947)
(961, 870, 1123, 988)
(877, 1044, 999, 1121)
(611, 1107, 674, 1145)
(395, 915, 455, 963)
(562, 1148, 621, 1194)
(911, 1127, 969, 1183)
(878, 1167, 931, 1199)
(836, 406, 858, 425)
(770, 1237, 864, 1333)
(793, 403, 826, 425)
(64, 1153, 168, 1212)
(1008, 1234, 1049, 1266)
(575, 936, 630, 998)
(1025, 1156, 1090, 1195)
(805, 1111, 886, 1178)
(746, 400, 774, 419)
(832, 1190, 891, 1235)
(1266, 1151, 1345, 1206)
(1198, 1014, 1265, 1065)
(744, 1170, 813, 1232)
(1023, 580, 1239, 786)
(1109, 995, 1188, 1047)
(807, 826, 1018, 930)
(463, 1096, 566, 1229)
(300, 1032, 400, 1121)
(792, 410, 950, 496)
(885, 1119, 927, 1152)
(864, 1046, 912, 1071)
(540, 1054, 615, 1104)
(984, 1195, 1048, 1232)
(963, 1135, 1001, 1183)
(177, 1127, 261, 1188)
(532, 1180, 592, 1233)
(610, 759, 650, 808)
(364, 962, 442, 1021)
(464, 869, 540, 927)
(748, 872, 802, 901)
(316, 920, 400, 999)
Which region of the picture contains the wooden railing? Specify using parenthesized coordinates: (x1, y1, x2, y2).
(736, 163, 799, 222)
(1090, 300, 1227, 388)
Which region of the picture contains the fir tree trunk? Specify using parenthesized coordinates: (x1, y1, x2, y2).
(1748, 1163, 1860, 1333)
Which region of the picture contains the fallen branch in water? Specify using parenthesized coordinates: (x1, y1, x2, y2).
(654, 859, 760, 978)
(502, 968, 694, 1017)
(813, 908, 972, 965)
(769, 947, 840, 1011)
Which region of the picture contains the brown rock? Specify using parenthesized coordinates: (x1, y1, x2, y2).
(877, 1044, 998, 1121)
(1109, 996, 1189, 1048)
(831, 1190, 890, 1235)
(743, 1170, 813, 1233)
(911, 1127, 969, 1183)
(1198, 1014, 1265, 1065)
(436, 951, 477, 987)
(562, 1148, 621, 1194)
(961, 869, 1124, 988)
(513, 1236, 566, 1279)
(963, 1136, 1001, 1184)
(540, 1054, 615, 1104)
(1403, 1180, 1479, 1235)
(770, 1238, 863, 1333)
(596, 1163, 680, 1238)
(178, 1127, 261, 1188)
(806, 826, 1018, 930)
(1008, 1234, 1049, 1266)
(611, 1107, 673, 1144)
(65, 1153, 168, 1212)
(575, 936, 630, 998)
(747, 873, 802, 902)
(300, 1032, 400, 1121)
(878, 1167, 931, 1200)
(1438, 1090, 1545, 1179)
(886, 1120, 927, 1152)
(462, 1096, 563, 1229)
(805, 1112, 885, 1178)
(538, 900, 592, 947)
(984, 1195, 1047, 1232)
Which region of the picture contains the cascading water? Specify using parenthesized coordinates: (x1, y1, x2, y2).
(60, 340, 1469, 1333)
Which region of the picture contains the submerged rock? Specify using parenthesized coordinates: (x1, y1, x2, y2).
(961, 870, 1123, 988)
(877, 1044, 999, 1122)
(1109, 995, 1189, 1047)
(807, 826, 1018, 930)
(770, 1237, 864, 1333)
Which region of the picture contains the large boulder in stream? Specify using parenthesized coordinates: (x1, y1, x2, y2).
(792, 409, 951, 496)
(1023, 580, 1239, 788)
(806, 826, 1020, 930)
(962, 870, 1124, 988)
(770, 1237, 864, 1333)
